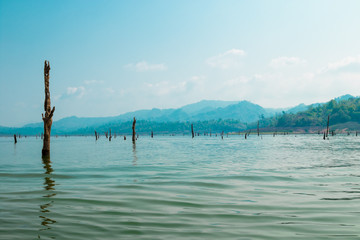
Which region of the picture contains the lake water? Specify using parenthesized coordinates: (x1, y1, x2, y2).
(1, 135, 360, 239)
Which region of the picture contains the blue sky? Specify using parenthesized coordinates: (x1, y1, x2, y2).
(1, 0, 360, 126)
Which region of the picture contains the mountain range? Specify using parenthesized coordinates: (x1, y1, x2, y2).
(0, 94, 356, 135)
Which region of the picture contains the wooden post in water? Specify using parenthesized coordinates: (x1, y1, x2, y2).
(42, 61, 55, 157)
(95, 131, 98, 140)
(257, 121, 260, 136)
(151, 131, 154, 138)
(14, 134, 17, 144)
(191, 124, 194, 138)
(109, 129, 112, 141)
(132, 117, 136, 142)
(326, 115, 330, 137)
(323, 131, 326, 140)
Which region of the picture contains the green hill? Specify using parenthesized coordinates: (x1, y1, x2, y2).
(270, 97, 360, 129)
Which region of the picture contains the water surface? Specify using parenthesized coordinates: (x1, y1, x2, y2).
(1, 135, 360, 239)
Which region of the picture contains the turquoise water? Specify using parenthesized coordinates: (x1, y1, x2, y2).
(1, 135, 360, 239)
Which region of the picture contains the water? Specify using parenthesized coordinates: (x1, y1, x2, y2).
(1, 135, 360, 239)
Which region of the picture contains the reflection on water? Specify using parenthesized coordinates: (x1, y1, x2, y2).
(13, 143, 16, 156)
(39, 156, 57, 237)
(132, 142, 137, 166)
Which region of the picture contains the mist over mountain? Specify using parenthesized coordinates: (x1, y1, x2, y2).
(0, 95, 357, 135)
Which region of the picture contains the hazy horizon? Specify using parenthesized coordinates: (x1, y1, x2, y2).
(1, 0, 360, 126)
(1, 94, 356, 128)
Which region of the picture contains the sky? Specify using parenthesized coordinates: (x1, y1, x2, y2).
(1, 0, 360, 126)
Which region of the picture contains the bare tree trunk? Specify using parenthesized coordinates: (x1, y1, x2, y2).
(42, 61, 55, 157)
(132, 117, 136, 142)
(96, 130, 99, 140)
(191, 124, 194, 138)
(326, 115, 330, 137)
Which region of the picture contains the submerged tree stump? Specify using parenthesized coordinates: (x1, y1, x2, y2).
(191, 124, 194, 138)
(326, 115, 330, 137)
(132, 117, 136, 142)
(14, 134, 17, 144)
(95, 131, 99, 140)
(42, 61, 55, 157)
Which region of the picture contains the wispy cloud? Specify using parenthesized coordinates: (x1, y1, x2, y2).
(320, 55, 360, 73)
(124, 61, 167, 72)
(65, 86, 85, 98)
(269, 57, 306, 68)
(206, 49, 246, 69)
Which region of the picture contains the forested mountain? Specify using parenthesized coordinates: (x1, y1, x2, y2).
(268, 96, 360, 129)
(1, 95, 359, 135)
(1, 100, 284, 135)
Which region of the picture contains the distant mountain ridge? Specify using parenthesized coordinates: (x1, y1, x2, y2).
(269, 94, 360, 130)
(0, 95, 357, 135)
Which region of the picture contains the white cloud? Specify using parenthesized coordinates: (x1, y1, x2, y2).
(66, 86, 85, 98)
(124, 61, 167, 72)
(206, 49, 246, 69)
(269, 57, 306, 68)
(319, 55, 360, 73)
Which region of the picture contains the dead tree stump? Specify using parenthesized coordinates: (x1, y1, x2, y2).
(42, 61, 55, 157)
(326, 115, 330, 137)
(191, 124, 194, 138)
(132, 117, 136, 142)
(14, 134, 17, 144)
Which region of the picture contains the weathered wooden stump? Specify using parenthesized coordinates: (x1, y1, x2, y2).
(191, 124, 194, 138)
(132, 117, 136, 142)
(42, 61, 55, 157)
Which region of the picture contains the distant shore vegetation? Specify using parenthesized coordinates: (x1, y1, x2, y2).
(1, 97, 360, 136)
